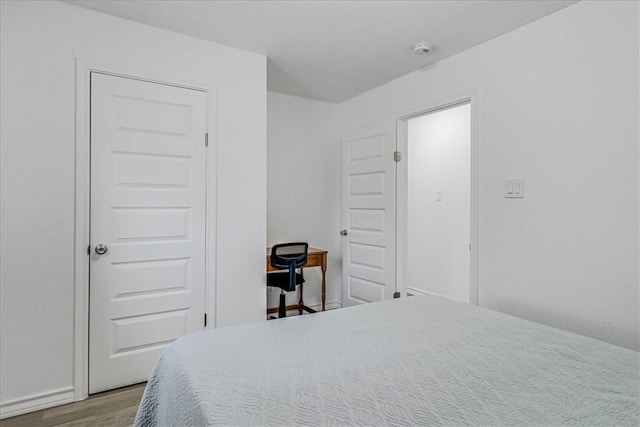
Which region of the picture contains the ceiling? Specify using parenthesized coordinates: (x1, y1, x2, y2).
(64, 0, 577, 103)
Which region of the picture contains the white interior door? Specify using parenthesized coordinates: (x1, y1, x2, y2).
(341, 128, 396, 307)
(89, 73, 207, 394)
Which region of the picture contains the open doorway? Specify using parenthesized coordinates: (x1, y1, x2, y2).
(397, 99, 477, 304)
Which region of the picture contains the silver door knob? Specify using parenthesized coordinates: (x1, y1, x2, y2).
(95, 244, 108, 255)
(340, 229, 348, 236)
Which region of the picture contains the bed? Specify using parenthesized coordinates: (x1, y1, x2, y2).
(134, 295, 639, 426)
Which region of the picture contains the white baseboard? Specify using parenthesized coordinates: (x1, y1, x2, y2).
(0, 386, 75, 419)
(308, 300, 341, 311)
(406, 287, 435, 297)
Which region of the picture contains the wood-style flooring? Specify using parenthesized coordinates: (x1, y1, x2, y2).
(0, 383, 146, 427)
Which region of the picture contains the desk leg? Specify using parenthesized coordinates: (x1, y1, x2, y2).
(321, 263, 326, 312)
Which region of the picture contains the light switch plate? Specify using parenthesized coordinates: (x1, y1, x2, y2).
(505, 179, 524, 198)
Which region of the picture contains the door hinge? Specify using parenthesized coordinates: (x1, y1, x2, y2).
(87, 245, 91, 255)
(205, 132, 209, 147)
(469, 243, 471, 251)
(393, 291, 401, 299)
(204, 313, 208, 327)
(394, 151, 401, 162)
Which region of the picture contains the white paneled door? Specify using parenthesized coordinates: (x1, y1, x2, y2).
(341, 128, 396, 307)
(89, 73, 207, 394)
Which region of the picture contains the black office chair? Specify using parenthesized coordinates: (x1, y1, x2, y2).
(267, 242, 313, 319)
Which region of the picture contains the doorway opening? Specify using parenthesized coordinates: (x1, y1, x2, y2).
(396, 98, 478, 304)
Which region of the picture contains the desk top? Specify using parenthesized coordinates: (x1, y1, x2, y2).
(266, 247, 327, 256)
(266, 247, 327, 272)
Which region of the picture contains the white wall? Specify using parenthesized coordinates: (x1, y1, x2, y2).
(407, 104, 471, 302)
(0, 0, 266, 416)
(267, 92, 341, 311)
(339, 0, 639, 350)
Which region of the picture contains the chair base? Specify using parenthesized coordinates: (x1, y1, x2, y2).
(267, 280, 318, 319)
(300, 304, 317, 314)
(267, 303, 317, 318)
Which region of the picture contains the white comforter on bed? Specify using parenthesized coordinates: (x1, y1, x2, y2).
(135, 295, 639, 426)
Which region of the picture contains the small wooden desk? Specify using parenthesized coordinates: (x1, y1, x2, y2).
(266, 247, 328, 314)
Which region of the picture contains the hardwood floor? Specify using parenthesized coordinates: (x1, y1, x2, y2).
(0, 383, 146, 427)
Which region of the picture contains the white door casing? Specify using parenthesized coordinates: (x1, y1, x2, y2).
(396, 94, 479, 304)
(89, 73, 207, 393)
(341, 127, 396, 306)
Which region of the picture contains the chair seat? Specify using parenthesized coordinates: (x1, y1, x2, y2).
(267, 271, 305, 292)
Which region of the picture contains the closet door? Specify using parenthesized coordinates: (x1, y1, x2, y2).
(89, 73, 207, 393)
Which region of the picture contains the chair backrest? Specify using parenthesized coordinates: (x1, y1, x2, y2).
(270, 243, 308, 291)
(270, 242, 309, 270)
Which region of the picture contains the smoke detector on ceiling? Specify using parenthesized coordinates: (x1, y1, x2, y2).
(413, 42, 433, 55)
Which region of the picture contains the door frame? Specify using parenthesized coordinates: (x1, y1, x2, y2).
(73, 58, 217, 401)
(395, 91, 479, 305)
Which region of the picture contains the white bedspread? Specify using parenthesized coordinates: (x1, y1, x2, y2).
(135, 296, 639, 426)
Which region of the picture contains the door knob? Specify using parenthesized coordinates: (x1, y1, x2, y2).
(95, 244, 108, 255)
(340, 229, 348, 236)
